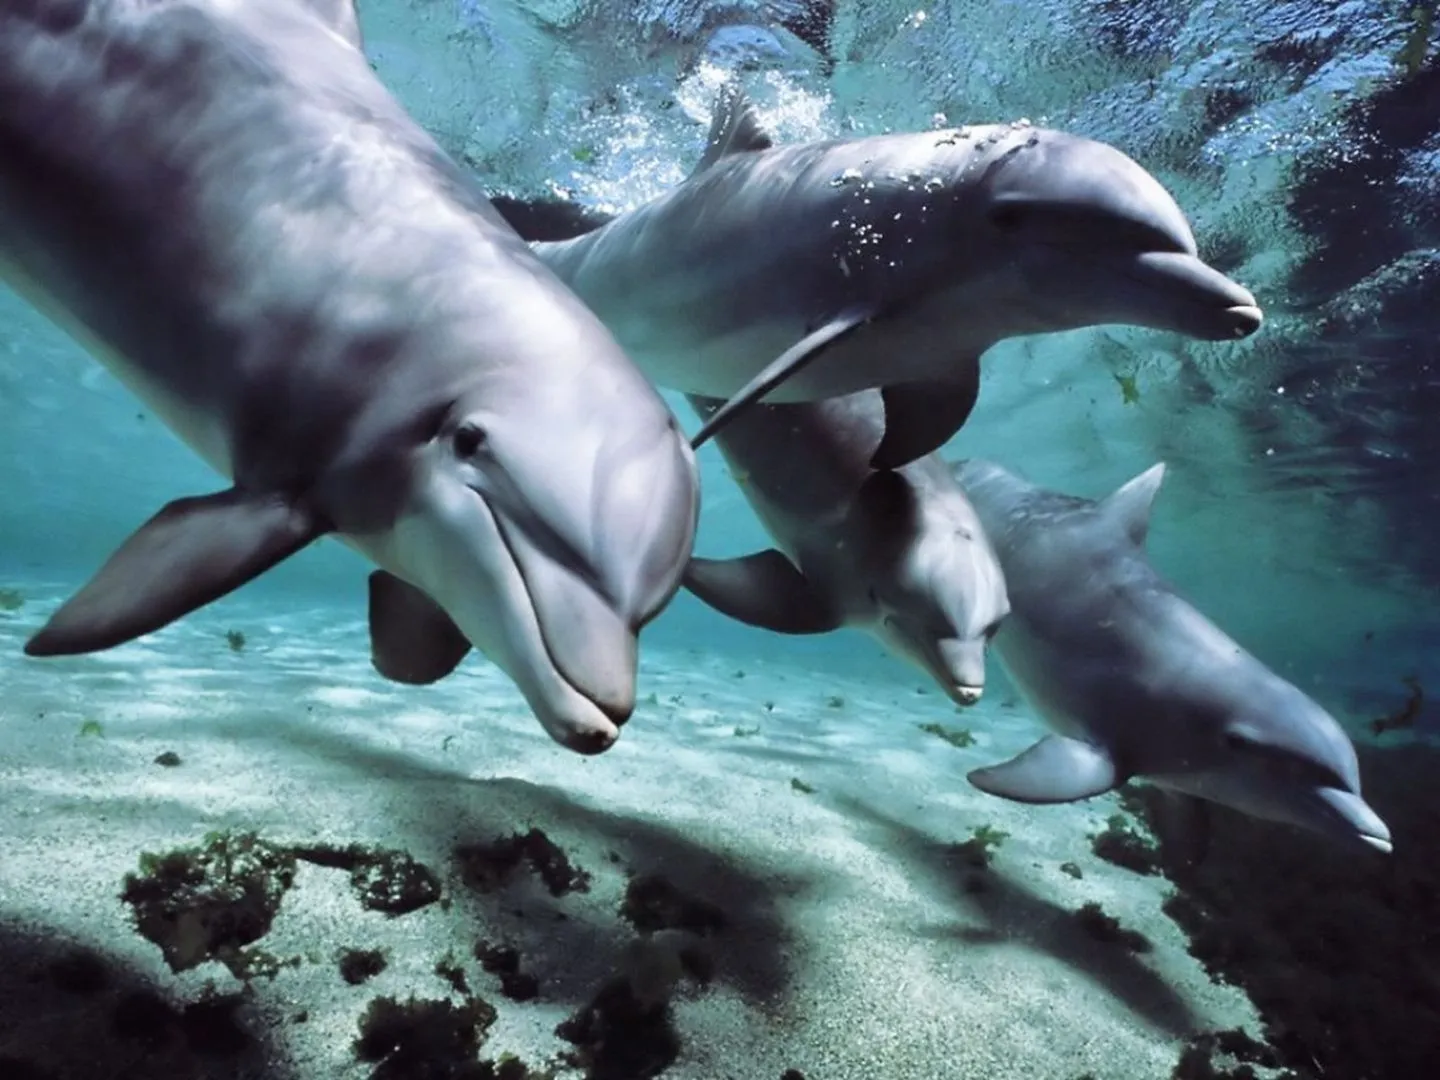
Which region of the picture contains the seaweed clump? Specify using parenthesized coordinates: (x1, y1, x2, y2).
(340, 948, 389, 986)
(474, 939, 540, 1002)
(292, 842, 444, 915)
(620, 874, 728, 935)
(1073, 902, 1152, 954)
(1089, 810, 1161, 875)
(119, 831, 297, 976)
(1171, 1028, 1279, 1080)
(454, 829, 591, 897)
(556, 976, 682, 1080)
(354, 995, 497, 1079)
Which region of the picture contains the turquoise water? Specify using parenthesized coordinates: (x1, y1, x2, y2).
(1, 2, 1437, 1078)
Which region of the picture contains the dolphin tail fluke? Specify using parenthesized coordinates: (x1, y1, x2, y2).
(967, 734, 1122, 803)
(690, 305, 875, 451)
(870, 361, 982, 470)
(683, 550, 843, 634)
(367, 571, 472, 684)
(24, 488, 328, 657)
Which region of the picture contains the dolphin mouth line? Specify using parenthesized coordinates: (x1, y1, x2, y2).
(488, 501, 627, 737)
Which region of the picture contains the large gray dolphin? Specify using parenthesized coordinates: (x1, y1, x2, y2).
(951, 458, 1391, 854)
(684, 391, 1010, 705)
(0, 0, 700, 753)
(528, 87, 1263, 471)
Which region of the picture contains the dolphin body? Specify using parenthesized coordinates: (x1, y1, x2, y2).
(0, 0, 700, 753)
(684, 391, 1011, 706)
(952, 459, 1392, 855)
(528, 88, 1264, 471)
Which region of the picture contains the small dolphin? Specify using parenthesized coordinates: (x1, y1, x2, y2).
(684, 391, 1010, 706)
(951, 459, 1392, 855)
(527, 87, 1263, 470)
(0, 0, 699, 752)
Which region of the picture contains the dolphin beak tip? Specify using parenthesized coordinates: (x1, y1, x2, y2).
(951, 684, 984, 707)
(1228, 304, 1263, 338)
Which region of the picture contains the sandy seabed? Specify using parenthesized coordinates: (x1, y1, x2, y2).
(0, 583, 1270, 1080)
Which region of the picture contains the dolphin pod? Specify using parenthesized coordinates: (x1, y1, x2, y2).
(528, 86, 1263, 470)
(953, 459, 1391, 855)
(0, 0, 700, 753)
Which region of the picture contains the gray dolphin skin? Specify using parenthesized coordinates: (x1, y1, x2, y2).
(0, 0, 700, 753)
(529, 87, 1264, 471)
(951, 458, 1392, 855)
(685, 391, 1009, 706)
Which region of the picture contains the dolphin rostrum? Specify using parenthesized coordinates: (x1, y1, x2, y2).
(683, 389, 1010, 707)
(952, 458, 1391, 855)
(526, 86, 1264, 470)
(0, 0, 700, 753)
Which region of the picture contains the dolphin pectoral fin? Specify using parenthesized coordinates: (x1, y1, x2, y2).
(367, 571, 473, 685)
(967, 735, 1122, 803)
(25, 489, 327, 657)
(871, 363, 982, 470)
(683, 551, 842, 634)
(690, 305, 876, 452)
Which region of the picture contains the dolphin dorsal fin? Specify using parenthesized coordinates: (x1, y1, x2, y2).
(692, 84, 774, 176)
(1100, 463, 1166, 547)
(298, 0, 364, 51)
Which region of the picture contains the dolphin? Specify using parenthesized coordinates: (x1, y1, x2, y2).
(951, 458, 1392, 855)
(526, 86, 1263, 471)
(683, 391, 1010, 706)
(0, 0, 700, 753)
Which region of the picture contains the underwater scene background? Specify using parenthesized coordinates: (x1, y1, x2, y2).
(0, 1, 1437, 1078)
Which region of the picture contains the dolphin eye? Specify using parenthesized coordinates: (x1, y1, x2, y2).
(453, 423, 489, 458)
(983, 619, 1003, 642)
(1223, 732, 1251, 752)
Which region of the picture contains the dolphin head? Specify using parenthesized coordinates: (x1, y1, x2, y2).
(948, 127, 1263, 343)
(357, 349, 700, 754)
(1153, 668, 1392, 854)
(856, 470, 1010, 706)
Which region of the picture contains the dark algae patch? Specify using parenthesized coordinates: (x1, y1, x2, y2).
(1090, 810, 1161, 875)
(292, 842, 444, 915)
(354, 995, 497, 1079)
(556, 976, 681, 1080)
(474, 939, 540, 1002)
(119, 831, 297, 977)
(620, 874, 728, 935)
(454, 828, 592, 897)
(1134, 742, 1440, 1080)
(340, 947, 389, 986)
(1073, 901, 1152, 954)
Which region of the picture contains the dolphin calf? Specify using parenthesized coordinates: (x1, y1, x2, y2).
(526, 87, 1263, 470)
(0, 0, 700, 753)
(684, 391, 1010, 706)
(951, 459, 1391, 854)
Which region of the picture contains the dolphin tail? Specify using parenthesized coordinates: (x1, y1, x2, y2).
(25, 488, 328, 656)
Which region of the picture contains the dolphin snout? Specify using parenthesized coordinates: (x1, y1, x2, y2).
(1315, 787, 1393, 855)
(1124, 252, 1264, 341)
(938, 638, 987, 706)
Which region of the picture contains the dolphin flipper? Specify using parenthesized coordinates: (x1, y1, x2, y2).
(690, 306, 876, 451)
(367, 571, 473, 684)
(25, 489, 328, 656)
(967, 734, 1122, 803)
(871, 361, 982, 470)
(684, 550, 843, 634)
